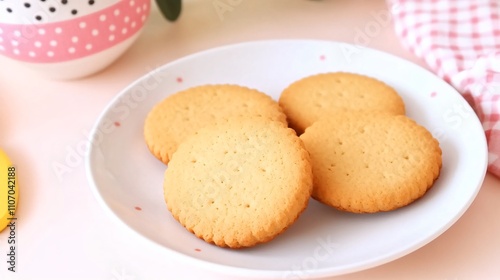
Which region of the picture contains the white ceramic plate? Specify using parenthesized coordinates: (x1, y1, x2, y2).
(85, 40, 488, 279)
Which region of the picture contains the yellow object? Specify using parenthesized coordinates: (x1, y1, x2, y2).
(0, 149, 18, 232)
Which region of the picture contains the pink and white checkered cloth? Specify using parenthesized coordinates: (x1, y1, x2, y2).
(388, 0, 500, 178)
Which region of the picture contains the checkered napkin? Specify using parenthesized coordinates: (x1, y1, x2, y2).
(388, 0, 500, 178)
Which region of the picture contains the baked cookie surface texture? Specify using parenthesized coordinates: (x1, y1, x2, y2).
(164, 118, 313, 248)
(145, 84, 287, 164)
(300, 112, 442, 213)
(279, 72, 405, 134)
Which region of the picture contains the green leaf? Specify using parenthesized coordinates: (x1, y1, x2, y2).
(155, 0, 182, 21)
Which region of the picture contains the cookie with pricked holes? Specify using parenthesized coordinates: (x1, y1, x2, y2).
(144, 84, 287, 164)
(279, 72, 405, 134)
(300, 111, 441, 213)
(164, 118, 313, 248)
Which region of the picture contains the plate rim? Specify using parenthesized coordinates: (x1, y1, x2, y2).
(85, 39, 489, 279)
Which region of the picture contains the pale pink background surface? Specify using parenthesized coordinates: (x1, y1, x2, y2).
(0, 0, 499, 279)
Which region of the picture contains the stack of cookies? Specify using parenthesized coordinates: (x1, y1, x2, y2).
(143, 73, 442, 249)
(279, 73, 442, 213)
(144, 85, 313, 248)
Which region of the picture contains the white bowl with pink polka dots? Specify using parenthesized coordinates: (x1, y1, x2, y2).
(0, 0, 151, 79)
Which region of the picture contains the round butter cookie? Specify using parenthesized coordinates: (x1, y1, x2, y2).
(164, 118, 313, 248)
(279, 72, 405, 134)
(300, 112, 441, 213)
(144, 84, 287, 164)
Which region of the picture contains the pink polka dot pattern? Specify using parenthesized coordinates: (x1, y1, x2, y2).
(0, 0, 150, 63)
